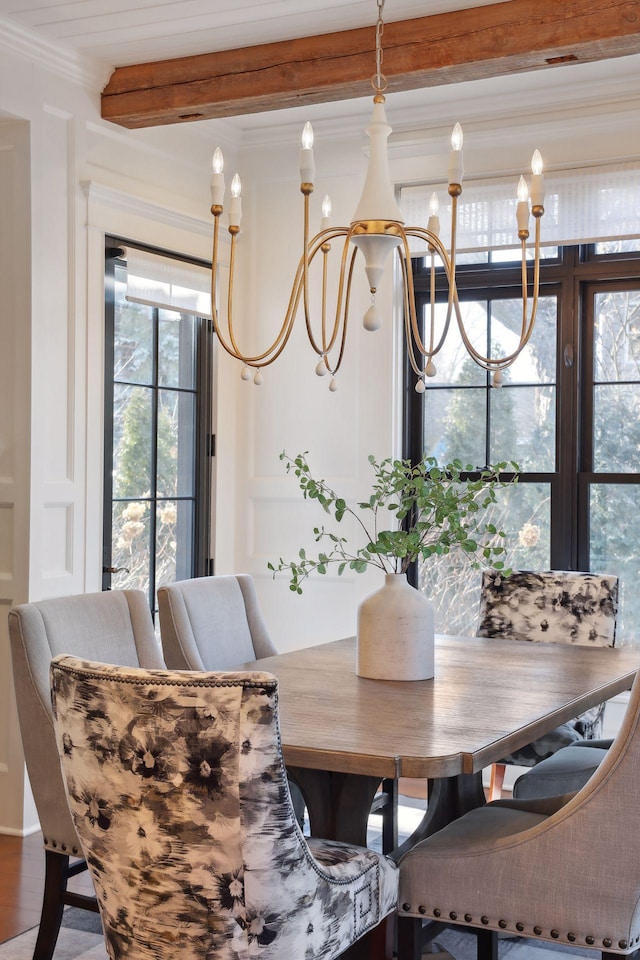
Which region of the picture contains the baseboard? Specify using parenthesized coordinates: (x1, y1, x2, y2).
(0, 823, 41, 838)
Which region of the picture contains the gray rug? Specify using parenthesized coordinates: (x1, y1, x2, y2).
(0, 918, 595, 960)
(0, 919, 106, 960)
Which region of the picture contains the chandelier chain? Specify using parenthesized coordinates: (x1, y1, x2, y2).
(374, 0, 386, 93)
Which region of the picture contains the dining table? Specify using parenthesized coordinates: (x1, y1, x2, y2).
(238, 633, 640, 959)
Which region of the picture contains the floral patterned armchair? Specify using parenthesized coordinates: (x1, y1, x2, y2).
(50, 655, 398, 960)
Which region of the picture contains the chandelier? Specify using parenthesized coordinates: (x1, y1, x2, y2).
(209, 0, 545, 391)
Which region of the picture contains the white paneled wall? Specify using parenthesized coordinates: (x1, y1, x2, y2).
(0, 119, 33, 833)
(0, 32, 221, 834)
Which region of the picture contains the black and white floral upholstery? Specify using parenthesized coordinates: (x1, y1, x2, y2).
(50, 655, 398, 960)
(477, 570, 619, 766)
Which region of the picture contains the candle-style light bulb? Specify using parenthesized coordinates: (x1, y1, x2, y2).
(299, 122, 315, 185)
(516, 175, 530, 233)
(210, 147, 225, 206)
(448, 123, 464, 187)
(517, 175, 529, 203)
(321, 193, 332, 231)
(531, 149, 543, 176)
(451, 122, 463, 151)
(302, 122, 314, 150)
(212, 147, 224, 174)
(530, 149, 545, 208)
(229, 173, 242, 227)
(428, 191, 441, 237)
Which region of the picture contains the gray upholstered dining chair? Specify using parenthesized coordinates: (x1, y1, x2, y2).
(8, 590, 164, 960)
(397, 664, 640, 960)
(511, 737, 614, 800)
(157, 574, 277, 670)
(50, 655, 398, 960)
(477, 569, 618, 799)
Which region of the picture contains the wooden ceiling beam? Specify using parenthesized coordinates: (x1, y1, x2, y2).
(101, 0, 640, 129)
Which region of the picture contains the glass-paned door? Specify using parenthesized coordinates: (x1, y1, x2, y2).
(103, 241, 212, 621)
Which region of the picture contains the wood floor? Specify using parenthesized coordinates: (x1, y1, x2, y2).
(0, 832, 93, 945)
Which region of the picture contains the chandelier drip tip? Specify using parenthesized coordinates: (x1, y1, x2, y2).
(208, 0, 545, 391)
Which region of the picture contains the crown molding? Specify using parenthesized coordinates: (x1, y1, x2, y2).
(82, 181, 211, 238)
(0, 15, 110, 92)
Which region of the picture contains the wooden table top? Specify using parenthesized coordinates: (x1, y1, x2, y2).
(242, 635, 640, 780)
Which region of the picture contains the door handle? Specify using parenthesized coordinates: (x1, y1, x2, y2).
(102, 565, 130, 574)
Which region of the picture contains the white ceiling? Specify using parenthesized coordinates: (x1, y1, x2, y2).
(0, 0, 510, 68)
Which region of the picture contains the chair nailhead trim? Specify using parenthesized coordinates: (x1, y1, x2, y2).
(481, 917, 489, 926)
(72, 847, 79, 855)
(619, 941, 628, 950)
(586, 936, 595, 945)
(465, 915, 472, 923)
(450, 912, 457, 921)
(61, 844, 67, 851)
(419, 906, 426, 915)
(534, 927, 542, 936)
(567, 933, 576, 942)
(434, 909, 441, 918)
(402, 903, 411, 912)
(604, 939, 612, 948)
(499, 920, 507, 929)
(516, 923, 524, 932)
(52, 841, 57, 848)
(551, 930, 559, 939)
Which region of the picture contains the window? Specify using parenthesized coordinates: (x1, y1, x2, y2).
(103, 239, 213, 620)
(405, 245, 640, 645)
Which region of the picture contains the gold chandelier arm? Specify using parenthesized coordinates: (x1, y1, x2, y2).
(321, 243, 329, 353)
(399, 249, 428, 377)
(453, 222, 542, 370)
(402, 228, 457, 359)
(210, 218, 300, 367)
(325, 247, 357, 375)
(429, 250, 436, 354)
(301, 227, 356, 359)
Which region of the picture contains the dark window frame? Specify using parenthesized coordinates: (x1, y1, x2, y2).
(103, 236, 213, 613)
(404, 243, 640, 591)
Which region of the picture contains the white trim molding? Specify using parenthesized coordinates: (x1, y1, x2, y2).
(0, 15, 109, 92)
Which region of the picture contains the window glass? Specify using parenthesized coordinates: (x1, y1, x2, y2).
(408, 250, 640, 647)
(104, 246, 211, 613)
(593, 290, 640, 473)
(590, 484, 640, 645)
(418, 482, 551, 636)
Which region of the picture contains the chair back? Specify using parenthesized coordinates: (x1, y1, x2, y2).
(477, 569, 618, 646)
(8, 590, 164, 852)
(50, 655, 394, 958)
(158, 574, 276, 670)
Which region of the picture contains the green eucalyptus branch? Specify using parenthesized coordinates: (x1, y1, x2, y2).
(268, 451, 519, 593)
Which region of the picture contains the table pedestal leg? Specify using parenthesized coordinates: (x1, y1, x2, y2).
(287, 766, 382, 846)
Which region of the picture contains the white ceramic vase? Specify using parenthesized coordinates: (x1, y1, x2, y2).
(356, 572, 435, 681)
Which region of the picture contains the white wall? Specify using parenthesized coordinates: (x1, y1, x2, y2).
(0, 118, 34, 834)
